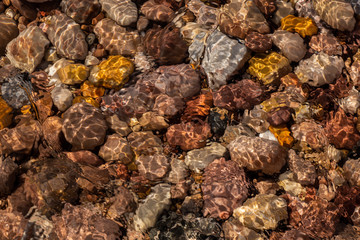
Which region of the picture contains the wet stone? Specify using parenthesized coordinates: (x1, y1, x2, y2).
(52, 203, 122, 239)
(233, 194, 288, 230)
(136, 153, 170, 181)
(191, 30, 251, 90)
(133, 183, 171, 232)
(6, 26, 49, 72)
(219, 0, 270, 39)
(99, 0, 138, 26)
(248, 52, 292, 85)
(343, 159, 360, 187)
(62, 102, 108, 150)
(244, 32, 272, 53)
(141, 0, 176, 23)
(167, 158, 189, 184)
(221, 123, 256, 145)
(99, 134, 134, 164)
(153, 94, 185, 117)
(185, 142, 227, 173)
(223, 217, 266, 240)
(202, 158, 249, 220)
(1, 73, 30, 109)
(309, 33, 343, 56)
(313, 0, 356, 31)
(271, 30, 306, 62)
(254, 0, 276, 16)
(0, 157, 18, 197)
(0, 211, 28, 240)
(44, 12, 88, 60)
(228, 135, 287, 175)
(255, 180, 280, 195)
(60, 0, 101, 24)
(291, 120, 328, 151)
(139, 111, 169, 131)
(57, 63, 89, 85)
(105, 114, 131, 136)
(0, 14, 18, 56)
(295, 52, 344, 87)
(288, 150, 316, 185)
(128, 131, 163, 157)
(107, 186, 136, 219)
(89, 55, 134, 89)
(272, 0, 294, 26)
(187, 0, 218, 26)
(64, 150, 103, 167)
(0, 97, 13, 130)
(94, 18, 142, 57)
(280, 15, 318, 38)
(51, 84, 73, 112)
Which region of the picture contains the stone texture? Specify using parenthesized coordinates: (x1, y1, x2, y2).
(233, 194, 288, 230)
(280, 15, 318, 38)
(51, 84, 73, 112)
(221, 123, 256, 145)
(219, 0, 270, 39)
(107, 186, 136, 218)
(136, 154, 170, 181)
(309, 33, 342, 55)
(80, 80, 105, 98)
(64, 150, 103, 166)
(89, 55, 134, 89)
(313, 0, 356, 31)
(343, 159, 360, 187)
(153, 94, 185, 117)
(99, 0, 138, 26)
(0, 211, 28, 240)
(338, 89, 360, 115)
(271, 30, 306, 62)
(167, 158, 189, 184)
(288, 150, 316, 185)
(62, 102, 108, 150)
(1, 73, 30, 109)
(181, 91, 213, 121)
(291, 120, 328, 150)
(166, 121, 212, 151)
(228, 135, 287, 175)
(128, 131, 163, 157)
(141, 0, 176, 23)
(0, 157, 18, 197)
(187, 0, 218, 26)
(60, 0, 101, 24)
(57, 63, 89, 85)
(0, 96, 13, 130)
(105, 114, 131, 136)
(190, 30, 250, 90)
(213, 79, 263, 111)
(254, 0, 276, 16)
(0, 14, 18, 56)
(295, 52, 344, 87)
(244, 32, 272, 53)
(133, 183, 171, 232)
(185, 142, 227, 173)
(272, 0, 294, 26)
(144, 24, 188, 65)
(52, 203, 122, 239)
(98, 134, 134, 164)
(248, 52, 291, 85)
(94, 18, 142, 57)
(139, 111, 169, 130)
(42, 116, 64, 152)
(44, 12, 88, 60)
(202, 158, 249, 220)
(6, 26, 49, 72)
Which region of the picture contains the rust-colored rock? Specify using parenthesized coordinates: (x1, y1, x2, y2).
(99, 134, 134, 164)
(153, 94, 185, 117)
(182, 91, 213, 121)
(42, 116, 63, 152)
(62, 102, 108, 150)
(64, 150, 103, 167)
(0, 211, 28, 240)
(324, 108, 360, 149)
(291, 120, 328, 151)
(228, 135, 287, 174)
(254, 0, 276, 16)
(202, 158, 249, 220)
(267, 107, 293, 126)
(107, 186, 136, 218)
(0, 96, 13, 130)
(309, 33, 342, 55)
(288, 150, 316, 185)
(213, 79, 263, 111)
(343, 159, 360, 187)
(244, 32, 272, 53)
(166, 121, 212, 151)
(0, 157, 18, 197)
(0, 14, 18, 56)
(144, 24, 188, 65)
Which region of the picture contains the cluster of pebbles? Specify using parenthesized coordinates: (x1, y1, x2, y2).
(2, 0, 360, 239)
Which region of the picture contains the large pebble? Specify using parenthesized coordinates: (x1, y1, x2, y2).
(62, 102, 108, 150)
(51, 84, 73, 112)
(0, 14, 18, 56)
(136, 154, 170, 181)
(313, 0, 356, 31)
(190, 30, 250, 90)
(94, 18, 142, 57)
(60, 0, 101, 24)
(202, 158, 249, 220)
(288, 150, 316, 185)
(271, 30, 306, 62)
(233, 194, 288, 230)
(291, 120, 328, 150)
(98, 134, 134, 164)
(1, 73, 30, 109)
(107, 186, 136, 218)
(128, 131, 163, 157)
(228, 135, 287, 174)
(99, 0, 138, 26)
(133, 183, 171, 232)
(141, 0, 176, 23)
(0, 211, 27, 239)
(0, 157, 18, 197)
(185, 142, 227, 173)
(295, 52, 344, 87)
(45, 12, 88, 60)
(6, 26, 49, 72)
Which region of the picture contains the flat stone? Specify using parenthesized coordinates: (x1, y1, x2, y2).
(105, 114, 131, 136)
(0, 14, 18, 56)
(136, 154, 170, 181)
(60, 0, 101, 24)
(98, 134, 134, 164)
(271, 30, 306, 62)
(51, 84, 73, 112)
(99, 0, 138, 26)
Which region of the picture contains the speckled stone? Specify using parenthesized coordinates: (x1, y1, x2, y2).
(139, 111, 169, 131)
(313, 0, 356, 31)
(272, 0, 294, 26)
(44, 12, 88, 60)
(295, 52, 344, 87)
(133, 183, 171, 232)
(271, 30, 306, 62)
(288, 150, 316, 185)
(57, 63, 89, 85)
(343, 159, 360, 187)
(221, 123, 256, 145)
(99, 0, 138, 26)
(6, 26, 49, 72)
(185, 142, 227, 173)
(105, 114, 131, 136)
(309, 33, 342, 55)
(190, 30, 251, 90)
(291, 120, 328, 150)
(62, 102, 108, 150)
(1, 73, 30, 109)
(228, 135, 287, 175)
(128, 131, 163, 157)
(0, 14, 18, 56)
(280, 15, 318, 38)
(60, 0, 101, 24)
(233, 194, 288, 230)
(94, 18, 142, 57)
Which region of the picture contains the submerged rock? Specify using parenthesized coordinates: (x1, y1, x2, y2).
(99, 0, 138, 26)
(0, 14, 18, 56)
(60, 0, 101, 24)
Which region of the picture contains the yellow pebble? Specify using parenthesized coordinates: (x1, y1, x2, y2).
(81, 80, 105, 98)
(72, 96, 99, 108)
(57, 63, 90, 85)
(269, 125, 294, 148)
(0, 97, 13, 130)
(281, 15, 318, 38)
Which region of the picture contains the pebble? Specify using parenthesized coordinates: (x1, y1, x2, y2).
(62, 102, 108, 150)
(141, 0, 175, 23)
(313, 0, 356, 31)
(0, 157, 18, 197)
(105, 114, 131, 136)
(343, 159, 360, 187)
(228, 135, 287, 175)
(187, 0, 218, 26)
(57, 63, 89, 85)
(272, 0, 294, 26)
(127, 131, 163, 157)
(133, 183, 171, 232)
(6, 26, 49, 72)
(0, 14, 18, 56)
(244, 32, 272, 53)
(295, 52, 344, 87)
(51, 84, 73, 112)
(60, 0, 101, 24)
(309, 33, 342, 55)
(42, 116, 63, 152)
(185, 142, 227, 173)
(202, 158, 249, 220)
(107, 186, 136, 218)
(136, 154, 170, 181)
(0, 211, 27, 239)
(98, 134, 134, 164)
(44, 12, 88, 60)
(288, 150, 317, 185)
(99, 0, 138, 26)
(280, 15, 318, 38)
(0, 96, 12, 130)
(221, 123, 256, 145)
(139, 111, 169, 131)
(1, 73, 30, 109)
(291, 120, 328, 150)
(64, 150, 103, 167)
(233, 194, 288, 230)
(271, 30, 306, 62)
